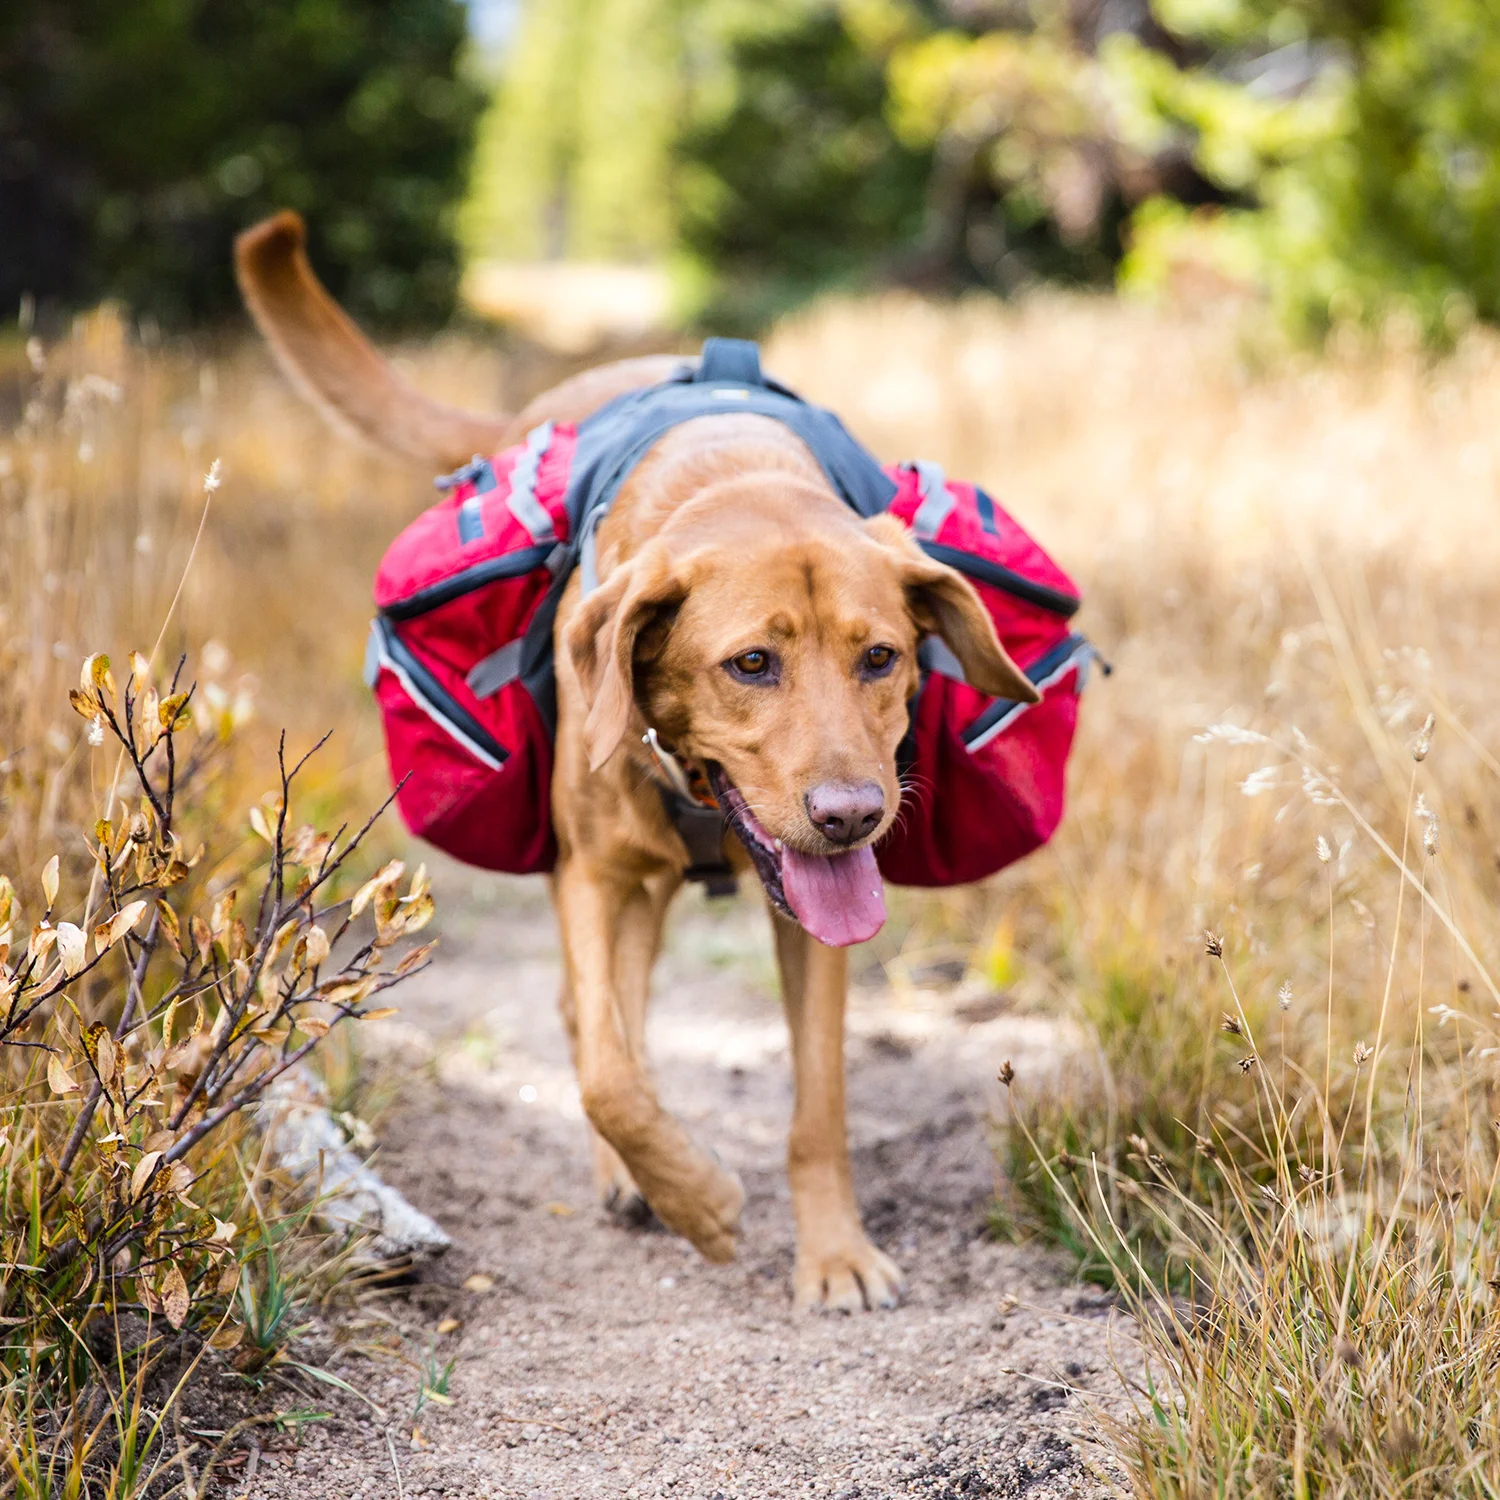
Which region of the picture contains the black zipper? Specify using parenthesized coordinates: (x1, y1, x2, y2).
(919, 542, 1080, 619)
(380, 544, 555, 622)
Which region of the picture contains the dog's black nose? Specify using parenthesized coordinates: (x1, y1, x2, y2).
(805, 780, 884, 846)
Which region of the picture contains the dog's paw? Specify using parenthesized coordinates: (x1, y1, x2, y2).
(653, 1163, 745, 1264)
(794, 1238, 906, 1313)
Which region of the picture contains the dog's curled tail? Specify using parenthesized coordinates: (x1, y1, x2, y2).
(234, 211, 510, 469)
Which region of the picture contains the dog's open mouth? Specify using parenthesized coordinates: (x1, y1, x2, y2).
(708, 765, 886, 948)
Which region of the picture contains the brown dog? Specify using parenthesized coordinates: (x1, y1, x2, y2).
(236, 213, 1037, 1311)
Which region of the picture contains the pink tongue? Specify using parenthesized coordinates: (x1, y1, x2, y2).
(780, 843, 887, 948)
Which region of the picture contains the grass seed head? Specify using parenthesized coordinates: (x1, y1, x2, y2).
(1204, 930, 1224, 957)
(1411, 712, 1435, 761)
(1278, 981, 1293, 1010)
(1221, 1012, 1243, 1035)
(997, 1059, 1015, 1087)
(1316, 834, 1332, 863)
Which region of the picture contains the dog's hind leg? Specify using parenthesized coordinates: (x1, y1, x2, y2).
(772, 916, 906, 1312)
(555, 860, 743, 1261)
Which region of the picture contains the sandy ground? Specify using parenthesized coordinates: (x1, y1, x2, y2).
(234, 867, 1132, 1499)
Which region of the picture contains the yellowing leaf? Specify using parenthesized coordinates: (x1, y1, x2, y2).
(89, 652, 116, 698)
(351, 860, 405, 918)
(217, 1262, 241, 1296)
(94, 899, 148, 955)
(131, 1150, 163, 1200)
(139, 685, 162, 746)
(301, 924, 330, 970)
(462, 1273, 494, 1293)
(210, 1217, 238, 1245)
(156, 900, 181, 954)
(29, 923, 58, 961)
(248, 805, 272, 842)
(160, 1263, 189, 1329)
(69, 687, 99, 720)
(130, 651, 151, 687)
(359, 1007, 400, 1023)
(297, 1016, 331, 1039)
(83, 1023, 119, 1093)
(209, 890, 236, 941)
(288, 825, 333, 868)
(436, 1316, 461, 1335)
(394, 940, 438, 976)
(55, 922, 86, 976)
(47, 1054, 79, 1095)
(320, 977, 376, 1008)
(41, 855, 59, 910)
(158, 691, 192, 730)
(207, 1323, 243, 1351)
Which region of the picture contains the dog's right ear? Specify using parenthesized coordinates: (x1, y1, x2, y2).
(563, 548, 687, 771)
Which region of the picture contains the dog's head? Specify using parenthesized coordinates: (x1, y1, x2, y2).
(565, 478, 1037, 946)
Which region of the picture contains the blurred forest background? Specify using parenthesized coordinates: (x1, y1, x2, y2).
(4, 0, 1500, 341)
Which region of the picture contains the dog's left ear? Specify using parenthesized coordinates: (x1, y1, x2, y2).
(865, 514, 1040, 704)
(563, 547, 687, 771)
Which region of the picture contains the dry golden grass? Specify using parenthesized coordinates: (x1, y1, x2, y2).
(767, 296, 1500, 1493)
(7, 291, 1500, 1493)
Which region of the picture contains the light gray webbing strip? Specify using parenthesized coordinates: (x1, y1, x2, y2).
(911, 459, 954, 540)
(506, 421, 557, 544)
(465, 639, 524, 699)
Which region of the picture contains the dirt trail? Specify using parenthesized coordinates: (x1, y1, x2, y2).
(243, 868, 1129, 1499)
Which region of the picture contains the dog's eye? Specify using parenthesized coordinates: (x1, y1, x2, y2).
(725, 648, 777, 683)
(862, 644, 898, 677)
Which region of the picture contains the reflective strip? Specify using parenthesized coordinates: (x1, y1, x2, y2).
(963, 636, 1095, 754)
(911, 460, 954, 541)
(363, 620, 382, 688)
(466, 639, 524, 699)
(368, 621, 506, 772)
(507, 421, 557, 544)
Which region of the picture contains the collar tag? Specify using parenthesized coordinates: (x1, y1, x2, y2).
(642, 727, 697, 802)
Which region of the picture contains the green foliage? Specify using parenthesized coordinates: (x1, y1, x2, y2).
(0, 0, 482, 327)
(677, 2, 934, 328)
(464, 0, 684, 263)
(1116, 0, 1500, 340)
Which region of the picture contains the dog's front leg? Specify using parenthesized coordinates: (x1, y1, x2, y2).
(554, 857, 744, 1261)
(773, 916, 906, 1312)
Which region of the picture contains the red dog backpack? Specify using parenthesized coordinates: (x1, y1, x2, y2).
(364, 341, 1094, 888)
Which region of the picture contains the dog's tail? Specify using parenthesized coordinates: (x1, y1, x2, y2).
(234, 211, 510, 469)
